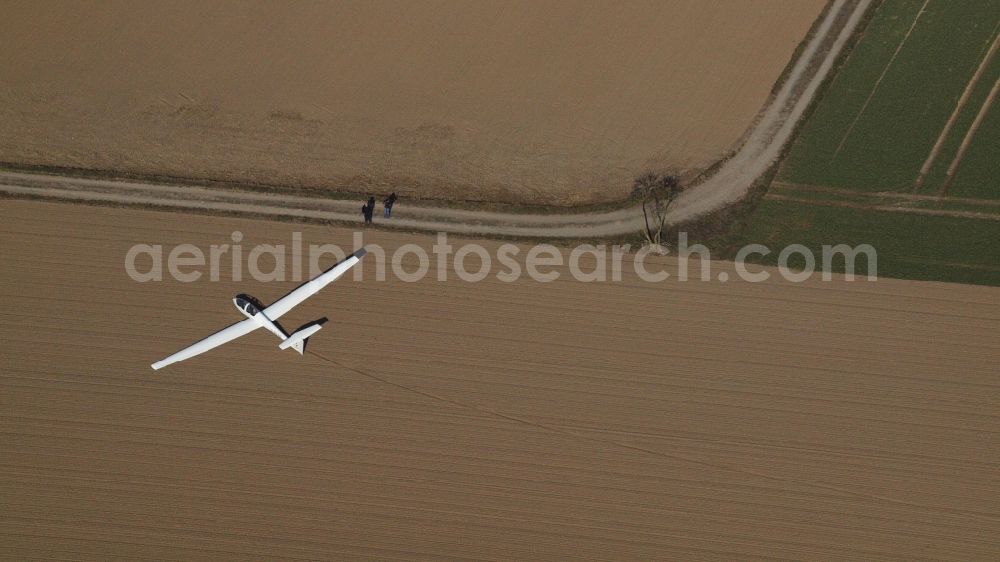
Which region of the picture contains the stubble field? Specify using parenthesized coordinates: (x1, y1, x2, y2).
(2, 200, 999, 559)
(0, 0, 823, 205)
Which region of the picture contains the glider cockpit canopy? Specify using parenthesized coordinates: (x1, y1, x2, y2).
(234, 294, 263, 316)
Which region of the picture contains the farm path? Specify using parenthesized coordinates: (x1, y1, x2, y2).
(0, 0, 870, 239)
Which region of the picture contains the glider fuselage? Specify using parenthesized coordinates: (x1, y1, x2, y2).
(234, 294, 288, 340)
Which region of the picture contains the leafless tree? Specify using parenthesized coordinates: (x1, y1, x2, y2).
(634, 173, 683, 248)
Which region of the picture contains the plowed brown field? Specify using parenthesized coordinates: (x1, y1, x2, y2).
(2, 200, 999, 559)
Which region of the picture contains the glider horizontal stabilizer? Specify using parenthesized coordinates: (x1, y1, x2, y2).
(279, 324, 323, 354)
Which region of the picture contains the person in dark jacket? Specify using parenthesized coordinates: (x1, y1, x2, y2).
(361, 196, 375, 224)
(383, 192, 398, 218)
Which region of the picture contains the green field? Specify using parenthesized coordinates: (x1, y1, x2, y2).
(923, 51, 1000, 199)
(737, 200, 1000, 286)
(781, 0, 1000, 197)
(731, 0, 1000, 286)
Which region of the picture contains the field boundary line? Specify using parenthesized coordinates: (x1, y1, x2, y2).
(913, 21, 1000, 191)
(894, 256, 1000, 272)
(766, 193, 1000, 220)
(939, 76, 1000, 194)
(772, 180, 1000, 206)
(830, 0, 930, 161)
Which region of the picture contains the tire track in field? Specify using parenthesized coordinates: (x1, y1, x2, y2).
(831, 0, 931, 161)
(913, 21, 1000, 191)
(940, 75, 1000, 194)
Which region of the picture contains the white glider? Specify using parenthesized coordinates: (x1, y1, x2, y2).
(151, 248, 367, 370)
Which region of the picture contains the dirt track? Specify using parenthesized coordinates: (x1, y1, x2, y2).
(2, 200, 999, 559)
(0, 0, 870, 237)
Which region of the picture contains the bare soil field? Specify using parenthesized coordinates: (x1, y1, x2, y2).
(2, 200, 999, 559)
(0, 1, 822, 205)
